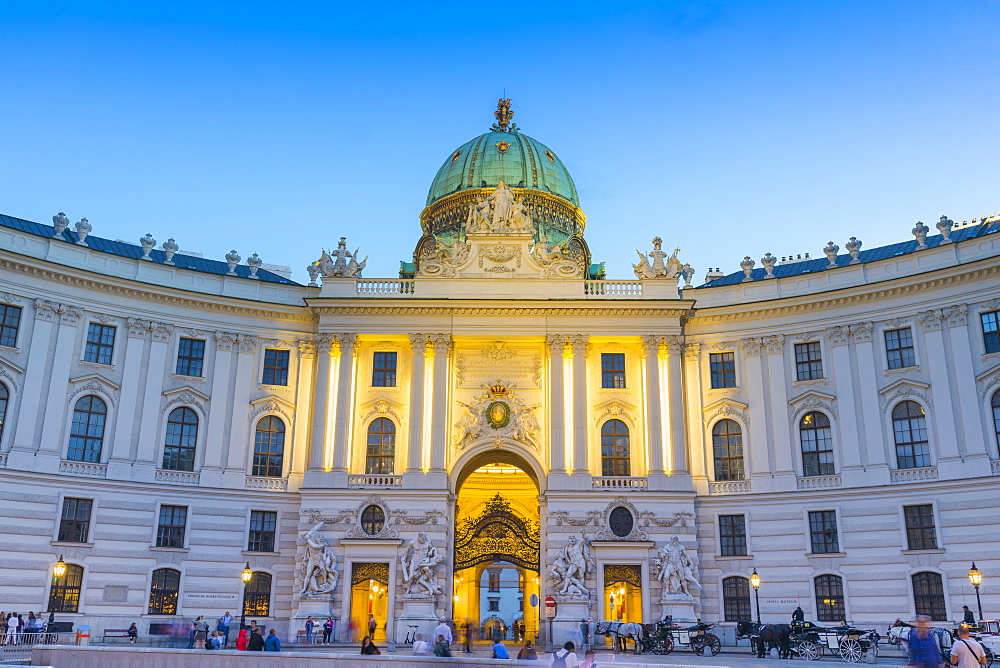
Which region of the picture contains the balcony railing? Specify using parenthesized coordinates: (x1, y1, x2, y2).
(356, 280, 416, 296)
(59, 460, 108, 478)
(245, 476, 288, 491)
(348, 474, 403, 488)
(796, 474, 842, 490)
(155, 469, 201, 485)
(592, 476, 648, 489)
(889, 466, 939, 484)
(583, 281, 643, 297)
(708, 480, 752, 494)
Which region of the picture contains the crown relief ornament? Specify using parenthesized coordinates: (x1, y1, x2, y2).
(313, 237, 367, 278)
(453, 380, 541, 451)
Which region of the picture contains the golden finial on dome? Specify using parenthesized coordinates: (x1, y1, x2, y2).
(491, 98, 517, 133)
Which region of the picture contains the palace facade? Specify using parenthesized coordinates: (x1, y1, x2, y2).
(1, 101, 998, 643)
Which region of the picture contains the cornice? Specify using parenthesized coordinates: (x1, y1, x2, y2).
(687, 261, 1000, 325)
(307, 304, 693, 317)
(0, 254, 315, 324)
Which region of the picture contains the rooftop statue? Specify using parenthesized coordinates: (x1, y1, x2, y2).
(313, 237, 367, 278)
(634, 237, 683, 280)
(466, 181, 534, 234)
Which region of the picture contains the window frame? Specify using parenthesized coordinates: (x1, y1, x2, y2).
(57, 497, 94, 544)
(83, 322, 117, 365)
(162, 406, 199, 472)
(982, 311, 1000, 354)
(721, 576, 752, 622)
(252, 415, 286, 478)
(600, 352, 626, 389)
(155, 504, 188, 548)
(242, 571, 272, 617)
(992, 390, 1000, 457)
(911, 571, 948, 621)
(799, 411, 835, 477)
(814, 574, 846, 622)
(261, 348, 290, 386)
(891, 400, 931, 469)
(148, 567, 182, 615)
(600, 419, 631, 477)
(175, 337, 206, 377)
(709, 352, 737, 389)
(371, 351, 398, 388)
(807, 509, 840, 554)
(884, 327, 917, 370)
(48, 563, 84, 613)
(365, 417, 396, 475)
(248, 510, 278, 553)
(794, 341, 824, 381)
(0, 382, 9, 444)
(0, 303, 22, 348)
(902, 504, 938, 551)
(712, 419, 745, 481)
(66, 395, 108, 463)
(718, 514, 748, 557)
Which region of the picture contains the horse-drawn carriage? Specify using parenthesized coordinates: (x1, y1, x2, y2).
(595, 620, 721, 656)
(887, 619, 996, 667)
(788, 621, 879, 662)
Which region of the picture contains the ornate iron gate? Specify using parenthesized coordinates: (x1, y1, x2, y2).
(453, 493, 540, 572)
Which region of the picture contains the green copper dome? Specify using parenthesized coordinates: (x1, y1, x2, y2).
(426, 128, 579, 207)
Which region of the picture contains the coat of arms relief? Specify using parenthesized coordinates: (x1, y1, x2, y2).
(453, 380, 541, 450)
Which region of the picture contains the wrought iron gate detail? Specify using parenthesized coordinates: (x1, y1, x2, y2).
(453, 493, 540, 572)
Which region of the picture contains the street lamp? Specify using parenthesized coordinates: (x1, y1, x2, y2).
(750, 568, 761, 624)
(240, 563, 253, 629)
(50, 555, 67, 614)
(53, 555, 67, 578)
(969, 562, 984, 622)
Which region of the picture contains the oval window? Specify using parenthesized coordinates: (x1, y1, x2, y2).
(608, 506, 634, 538)
(360, 504, 385, 536)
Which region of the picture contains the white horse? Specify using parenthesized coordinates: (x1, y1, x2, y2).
(595, 621, 646, 654)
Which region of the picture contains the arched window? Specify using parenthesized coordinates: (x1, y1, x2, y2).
(892, 401, 930, 469)
(252, 416, 285, 477)
(912, 572, 947, 620)
(992, 390, 1000, 456)
(148, 568, 181, 615)
(365, 417, 395, 475)
(814, 574, 845, 622)
(162, 407, 198, 471)
(48, 563, 84, 613)
(243, 572, 271, 617)
(800, 411, 834, 476)
(722, 576, 751, 622)
(713, 419, 744, 481)
(67, 396, 107, 462)
(0, 383, 8, 442)
(600, 419, 631, 476)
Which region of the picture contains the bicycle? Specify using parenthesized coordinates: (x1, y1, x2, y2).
(403, 625, 419, 645)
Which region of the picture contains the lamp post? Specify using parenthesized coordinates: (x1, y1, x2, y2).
(750, 568, 761, 624)
(240, 563, 253, 630)
(969, 562, 984, 622)
(49, 555, 67, 616)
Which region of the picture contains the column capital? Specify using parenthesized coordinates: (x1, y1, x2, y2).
(943, 303, 968, 327)
(336, 333, 358, 355)
(126, 318, 150, 339)
(546, 334, 567, 355)
(849, 321, 874, 343)
(298, 339, 318, 358)
(640, 334, 662, 357)
(764, 334, 784, 355)
(237, 333, 258, 354)
(824, 327, 849, 346)
(33, 299, 59, 321)
(409, 333, 431, 352)
(569, 334, 589, 356)
(664, 335, 684, 356)
(150, 322, 174, 343)
(683, 342, 701, 362)
(917, 309, 944, 331)
(430, 333, 452, 354)
(215, 331, 238, 351)
(740, 336, 763, 356)
(59, 305, 84, 326)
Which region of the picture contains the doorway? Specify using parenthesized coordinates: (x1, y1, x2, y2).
(603, 564, 643, 624)
(349, 562, 389, 642)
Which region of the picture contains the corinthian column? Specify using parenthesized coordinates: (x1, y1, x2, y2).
(308, 334, 335, 471)
(547, 335, 567, 474)
(407, 334, 429, 473)
(570, 335, 590, 474)
(429, 334, 452, 472)
(331, 333, 357, 472)
(663, 335, 687, 476)
(641, 335, 665, 475)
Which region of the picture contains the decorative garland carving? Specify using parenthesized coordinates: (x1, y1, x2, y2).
(637, 510, 693, 528)
(345, 495, 398, 539)
(389, 509, 446, 525)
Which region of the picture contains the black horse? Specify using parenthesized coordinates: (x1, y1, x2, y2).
(736, 621, 792, 659)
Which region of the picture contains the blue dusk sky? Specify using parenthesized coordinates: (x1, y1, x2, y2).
(3, 1, 999, 283)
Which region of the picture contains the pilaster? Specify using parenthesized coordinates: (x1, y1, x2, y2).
(404, 334, 429, 479)
(569, 334, 590, 476)
(331, 333, 357, 476)
(107, 319, 149, 478)
(9, 300, 58, 467)
(37, 305, 83, 463)
(546, 335, 567, 478)
(133, 321, 173, 475)
(428, 333, 451, 474)
(641, 335, 665, 477)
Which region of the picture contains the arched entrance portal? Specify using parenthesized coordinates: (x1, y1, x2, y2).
(453, 461, 540, 647)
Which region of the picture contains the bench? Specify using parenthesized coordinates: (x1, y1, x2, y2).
(102, 629, 133, 642)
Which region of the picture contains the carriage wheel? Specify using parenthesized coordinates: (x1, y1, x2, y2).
(839, 637, 863, 663)
(662, 636, 675, 655)
(703, 634, 722, 656)
(795, 639, 823, 661)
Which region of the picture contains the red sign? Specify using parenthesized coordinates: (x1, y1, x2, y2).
(544, 596, 555, 607)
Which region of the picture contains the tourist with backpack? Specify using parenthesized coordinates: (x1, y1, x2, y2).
(550, 640, 578, 667)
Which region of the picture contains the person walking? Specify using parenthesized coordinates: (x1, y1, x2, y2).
(304, 616, 315, 645)
(907, 616, 944, 668)
(217, 611, 234, 646)
(361, 636, 381, 655)
(322, 617, 334, 644)
(235, 628, 249, 651)
(549, 641, 578, 667)
(264, 629, 281, 652)
(412, 632, 430, 655)
(517, 640, 538, 660)
(247, 628, 265, 651)
(963, 606, 977, 626)
(950, 625, 987, 667)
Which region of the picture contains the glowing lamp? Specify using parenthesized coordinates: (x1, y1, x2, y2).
(241, 563, 253, 583)
(969, 563, 982, 587)
(750, 568, 761, 590)
(53, 555, 67, 578)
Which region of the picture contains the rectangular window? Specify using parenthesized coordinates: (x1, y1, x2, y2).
(982, 311, 1000, 354)
(719, 514, 748, 557)
(57, 498, 93, 543)
(175, 338, 205, 377)
(488, 600, 500, 611)
(372, 351, 397, 387)
(156, 505, 187, 548)
(794, 342, 824, 381)
(808, 510, 840, 554)
(84, 323, 116, 365)
(601, 353, 626, 389)
(262, 349, 290, 386)
(903, 504, 937, 551)
(710, 352, 736, 389)
(885, 327, 916, 369)
(0, 304, 22, 348)
(248, 510, 277, 552)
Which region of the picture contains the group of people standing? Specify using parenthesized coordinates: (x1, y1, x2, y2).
(182, 614, 280, 652)
(2, 612, 44, 644)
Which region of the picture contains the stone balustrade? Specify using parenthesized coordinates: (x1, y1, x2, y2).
(245, 476, 288, 491)
(583, 280, 643, 297)
(59, 460, 108, 478)
(155, 470, 201, 485)
(591, 476, 648, 489)
(708, 480, 752, 494)
(796, 474, 843, 490)
(889, 466, 939, 484)
(347, 474, 403, 488)
(356, 280, 416, 295)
